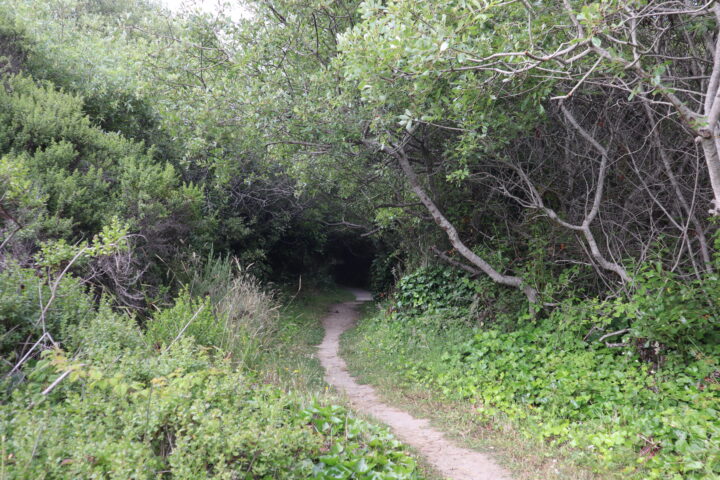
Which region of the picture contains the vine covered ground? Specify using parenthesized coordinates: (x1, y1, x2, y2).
(343, 268, 720, 480)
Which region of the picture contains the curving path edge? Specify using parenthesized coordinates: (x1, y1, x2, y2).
(317, 288, 511, 480)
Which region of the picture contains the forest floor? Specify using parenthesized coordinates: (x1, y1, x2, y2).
(318, 288, 511, 480)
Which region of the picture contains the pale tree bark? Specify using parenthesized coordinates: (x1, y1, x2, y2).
(470, 0, 720, 216)
(558, 105, 631, 283)
(700, 5, 720, 215)
(572, 2, 720, 215)
(642, 102, 714, 273)
(366, 137, 538, 304)
(505, 105, 632, 284)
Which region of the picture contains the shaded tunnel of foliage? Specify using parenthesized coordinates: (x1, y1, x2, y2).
(0, 0, 719, 478)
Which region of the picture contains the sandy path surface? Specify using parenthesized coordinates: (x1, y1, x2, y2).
(317, 288, 511, 480)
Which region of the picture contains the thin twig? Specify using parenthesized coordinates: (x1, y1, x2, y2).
(164, 304, 206, 352)
(41, 366, 84, 395)
(598, 328, 630, 343)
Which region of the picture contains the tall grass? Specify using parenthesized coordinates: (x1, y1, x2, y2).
(153, 253, 280, 368)
(217, 269, 280, 367)
(182, 251, 237, 303)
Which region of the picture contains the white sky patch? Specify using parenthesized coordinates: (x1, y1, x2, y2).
(160, 0, 252, 20)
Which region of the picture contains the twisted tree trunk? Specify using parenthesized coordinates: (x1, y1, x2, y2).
(367, 137, 538, 304)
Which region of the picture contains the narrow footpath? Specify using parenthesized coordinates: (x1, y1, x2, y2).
(317, 288, 511, 480)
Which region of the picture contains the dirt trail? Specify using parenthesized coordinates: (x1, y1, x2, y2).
(318, 288, 511, 480)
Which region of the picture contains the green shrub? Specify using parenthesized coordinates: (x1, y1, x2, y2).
(70, 299, 148, 359)
(145, 289, 220, 350)
(393, 265, 525, 328)
(394, 266, 476, 317)
(0, 263, 93, 369)
(629, 266, 720, 349)
(369, 248, 402, 296)
(0, 74, 205, 270)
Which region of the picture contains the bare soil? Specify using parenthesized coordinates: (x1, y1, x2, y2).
(318, 288, 511, 480)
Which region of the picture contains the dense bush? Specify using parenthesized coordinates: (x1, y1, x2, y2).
(0, 263, 422, 479)
(392, 265, 526, 329)
(0, 73, 205, 292)
(146, 290, 219, 349)
(2, 341, 420, 479)
(619, 265, 720, 349)
(394, 266, 477, 315)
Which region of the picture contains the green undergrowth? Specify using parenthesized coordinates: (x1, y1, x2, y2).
(0, 262, 423, 479)
(342, 319, 600, 480)
(342, 267, 720, 480)
(3, 342, 418, 479)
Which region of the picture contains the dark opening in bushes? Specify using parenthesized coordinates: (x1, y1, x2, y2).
(326, 234, 375, 288)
